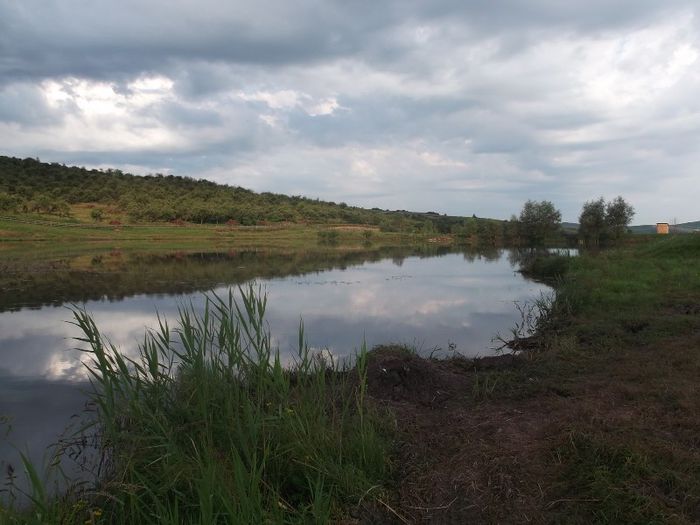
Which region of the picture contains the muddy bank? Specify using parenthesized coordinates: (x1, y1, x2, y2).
(359, 345, 556, 524)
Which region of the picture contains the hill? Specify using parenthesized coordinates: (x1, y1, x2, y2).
(563, 221, 699, 235)
(0, 155, 479, 234)
(630, 222, 700, 234)
(673, 221, 700, 233)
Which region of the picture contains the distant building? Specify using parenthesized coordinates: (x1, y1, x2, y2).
(656, 222, 669, 234)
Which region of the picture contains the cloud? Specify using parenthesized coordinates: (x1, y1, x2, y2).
(1, 1, 699, 222)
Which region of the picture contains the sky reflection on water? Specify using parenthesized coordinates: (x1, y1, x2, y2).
(1, 252, 548, 380)
(0, 249, 550, 486)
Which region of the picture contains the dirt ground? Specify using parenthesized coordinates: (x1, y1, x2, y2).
(357, 331, 700, 524)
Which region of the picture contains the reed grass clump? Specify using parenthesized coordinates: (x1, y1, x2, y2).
(4, 286, 389, 524)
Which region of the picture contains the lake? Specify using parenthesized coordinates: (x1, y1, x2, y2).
(0, 245, 550, 494)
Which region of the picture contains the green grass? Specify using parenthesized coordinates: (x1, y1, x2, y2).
(0, 287, 390, 524)
(554, 236, 699, 340)
(0, 217, 301, 248)
(517, 235, 700, 522)
(553, 432, 670, 524)
(0, 218, 428, 262)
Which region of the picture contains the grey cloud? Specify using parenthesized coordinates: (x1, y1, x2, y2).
(0, 1, 376, 84)
(2, 1, 696, 85)
(1, 1, 699, 223)
(143, 101, 225, 127)
(0, 83, 62, 125)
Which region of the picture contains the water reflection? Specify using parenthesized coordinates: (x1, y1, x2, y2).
(1, 246, 549, 489)
(0, 246, 451, 312)
(1, 250, 549, 380)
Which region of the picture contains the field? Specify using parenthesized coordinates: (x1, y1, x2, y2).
(0, 215, 430, 262)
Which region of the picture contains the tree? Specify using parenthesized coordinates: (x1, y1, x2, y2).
(477, 220, 499, 245)
(55, 200, 71, 217)
(578, 197, 606, 244)
(605, 196, 635, 240)
(33, 194, 53, 213)
(421, 219, 436, 235)
(577, 196, 634, 243)
(0, 192, 21, 213)
(518, 200, 562, 244)
(451, 217, 480, 242)
(91, 208, 104, 222)
(502, 215, 520, 243)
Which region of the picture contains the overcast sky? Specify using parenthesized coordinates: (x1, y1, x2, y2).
(1, 1, 698, 223)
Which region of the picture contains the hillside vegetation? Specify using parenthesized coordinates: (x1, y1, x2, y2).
(0, 155, 506, 236)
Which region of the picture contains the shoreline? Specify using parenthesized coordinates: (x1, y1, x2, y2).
(2, 235, 698, 522)
(360, 234, 700, 522)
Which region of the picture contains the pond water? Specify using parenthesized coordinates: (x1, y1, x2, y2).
(0, 246, 551, 494)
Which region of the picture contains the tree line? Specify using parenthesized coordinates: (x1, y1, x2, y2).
(515, 197, 635, 245)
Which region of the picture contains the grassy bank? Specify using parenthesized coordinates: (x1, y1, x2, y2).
(355, 234, 700, 522)
(0, 216, 420, 253)
(0, 289, 391, 524)
(534, 235, 700, 522)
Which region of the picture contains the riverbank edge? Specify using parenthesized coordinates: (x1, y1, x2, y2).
(359, 234, 700, 523)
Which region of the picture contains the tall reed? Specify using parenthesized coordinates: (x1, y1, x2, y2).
(2, 286, 389, 524)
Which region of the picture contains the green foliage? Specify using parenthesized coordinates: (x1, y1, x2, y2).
(518, 252, 572, 282)
(451, 217, 503, 245)
(578, 197, 607, 244)
(518, 200, 562, 245)
(605, 196, 635, 240)
(0, 192, 22, 212)
(23, 194, 70, 217)
(90, 208, 103, 222)
(421, 219, 436, 235)
(578, 196, 635, 244)
(0, 156, 478, 231)
(501, 215, 520, 242)
(476, 220, 499, 245)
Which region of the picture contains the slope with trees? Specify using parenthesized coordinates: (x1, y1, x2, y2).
(0, 156, 476, 234)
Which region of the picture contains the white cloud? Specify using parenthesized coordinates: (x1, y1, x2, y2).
(238, 89, 302, 110)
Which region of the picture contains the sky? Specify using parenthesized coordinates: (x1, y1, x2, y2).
(1, 1, 698, 224)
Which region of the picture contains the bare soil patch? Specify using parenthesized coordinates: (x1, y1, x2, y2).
(359, 328, 700, 523)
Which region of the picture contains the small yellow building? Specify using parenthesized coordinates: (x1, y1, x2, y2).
(656, 223, 669, 234)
